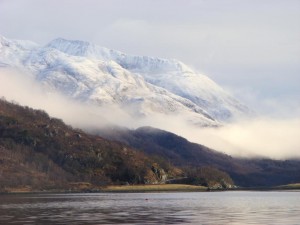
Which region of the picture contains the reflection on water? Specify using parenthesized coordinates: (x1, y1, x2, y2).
(0, 191, 300, 224)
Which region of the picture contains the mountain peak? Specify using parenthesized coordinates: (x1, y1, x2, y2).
(46, 37, 117, 61)
(45, 37, 195, 75)
(47, 37, 95, 50)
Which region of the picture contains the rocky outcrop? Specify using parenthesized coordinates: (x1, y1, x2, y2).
(144, 163, 168, 184)
(207, 179, 237, 190)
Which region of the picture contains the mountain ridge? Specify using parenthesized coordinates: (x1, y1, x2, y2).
(0, 35, 251, 126)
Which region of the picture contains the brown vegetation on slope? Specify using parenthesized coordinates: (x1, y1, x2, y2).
(0, 99, 180, 191)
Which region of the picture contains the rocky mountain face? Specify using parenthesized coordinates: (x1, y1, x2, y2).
(0, 35, 251, 127)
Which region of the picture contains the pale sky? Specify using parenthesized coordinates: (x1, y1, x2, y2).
(0, 0, 299, 116)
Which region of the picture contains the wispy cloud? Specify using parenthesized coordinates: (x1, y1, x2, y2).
(135, 112, 300, 160)
(185, 118, 300, 160)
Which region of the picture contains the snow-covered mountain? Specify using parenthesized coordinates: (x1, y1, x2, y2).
(0, 35, 250, 127)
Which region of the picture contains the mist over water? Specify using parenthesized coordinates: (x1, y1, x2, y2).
(1, 68, 299, 160)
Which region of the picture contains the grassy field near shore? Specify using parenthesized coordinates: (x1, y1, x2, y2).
(277, 183, 300, 190)
(3, 183, 300, 194)
(102, 184, 207, 192)
(1, 184, 207, 194)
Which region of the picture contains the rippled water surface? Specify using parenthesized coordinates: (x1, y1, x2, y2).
(0, 191, 299, 224)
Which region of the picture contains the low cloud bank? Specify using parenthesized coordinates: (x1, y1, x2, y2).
(0, 69, 132, 129)
(132, 113, 300, 160)
(176, 118, 300, 160)
(1, 68, 299, 160)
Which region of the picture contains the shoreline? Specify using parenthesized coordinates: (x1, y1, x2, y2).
(1, 183, 300, 194)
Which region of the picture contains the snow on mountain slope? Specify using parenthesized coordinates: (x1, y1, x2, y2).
(46, 38, 250, 120)
(0, 35, 250, 127)
(0, 35, 38, 67)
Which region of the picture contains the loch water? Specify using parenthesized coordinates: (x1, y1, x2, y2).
(0, 191, 299, 224)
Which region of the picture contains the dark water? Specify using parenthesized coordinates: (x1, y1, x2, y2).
(0, 191, 299, 225)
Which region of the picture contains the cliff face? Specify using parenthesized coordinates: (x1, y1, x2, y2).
(0, 99, 179, 191)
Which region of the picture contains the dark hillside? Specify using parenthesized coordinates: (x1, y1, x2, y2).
(0, 99, 179, 191)
(98, 126, 300, 187)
